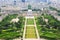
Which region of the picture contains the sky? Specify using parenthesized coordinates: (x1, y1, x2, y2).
(0, 0, 49, 4)
(0, 0, 48, 2)
(0, 0, 60, 4)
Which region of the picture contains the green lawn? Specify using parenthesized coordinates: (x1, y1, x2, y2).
(36, 14, 60, 40)
(27, 19, 34, 25)
(0, 32, 20, 39)
(25, 26, 37, 38)
(0, 14, 24, 39)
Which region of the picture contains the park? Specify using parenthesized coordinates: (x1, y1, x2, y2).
(0, 0, 60, 40)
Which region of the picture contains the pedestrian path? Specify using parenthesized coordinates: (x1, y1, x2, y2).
(23, 16, 40, 40)
(13, 16, 47, 40)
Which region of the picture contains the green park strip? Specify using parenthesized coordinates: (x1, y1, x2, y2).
(27, 19, 34, 25)
(25, 26, 37, 38)
(0, 32, 20, 39)
(36, 14, 60, 40)
(0, 14, 24, 39)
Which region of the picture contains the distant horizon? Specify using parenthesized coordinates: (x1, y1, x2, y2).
(0, 0, 60, 5)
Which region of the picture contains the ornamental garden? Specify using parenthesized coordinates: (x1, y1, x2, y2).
(0, 13, 60, 40)
(0, 14, 25, 40)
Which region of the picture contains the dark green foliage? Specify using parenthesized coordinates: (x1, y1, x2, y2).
(49, 6, 60, 13)
(37, 14, 60, 40)
(0, 14, 24, 39)
(37, 16, 46, 25)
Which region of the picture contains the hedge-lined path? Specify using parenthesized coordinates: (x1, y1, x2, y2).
(23, 16, 40, 40)
(13, 16, 47, 40)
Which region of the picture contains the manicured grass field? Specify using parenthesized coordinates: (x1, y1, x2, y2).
(25, 26, 37, 38)
(27, 19, 34, 25)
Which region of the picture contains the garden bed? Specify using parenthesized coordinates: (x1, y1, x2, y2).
(25, 26, 37, 38)
(36, 14, 60, 40)
(27, 19, 34, 25)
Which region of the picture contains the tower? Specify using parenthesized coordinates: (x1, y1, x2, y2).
(14, 0, 16, 5)
(22, 0, 25, 3)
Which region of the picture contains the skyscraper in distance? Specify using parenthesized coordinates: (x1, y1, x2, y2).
(14, 0, 16, 5)
(22, 0, 25, 2)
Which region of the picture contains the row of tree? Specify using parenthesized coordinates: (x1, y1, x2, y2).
(0, 14, 24, 40)
(37, 14, 60, 39)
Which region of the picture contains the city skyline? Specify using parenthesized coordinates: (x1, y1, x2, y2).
(0, 0, 60, 4)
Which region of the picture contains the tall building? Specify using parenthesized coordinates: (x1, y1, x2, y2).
(14, 0, 16, 5)
(22, 0, 25, 2)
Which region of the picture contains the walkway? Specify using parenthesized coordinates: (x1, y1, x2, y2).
(13, 16, 47, 40)
(23, 16, 40, 40)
